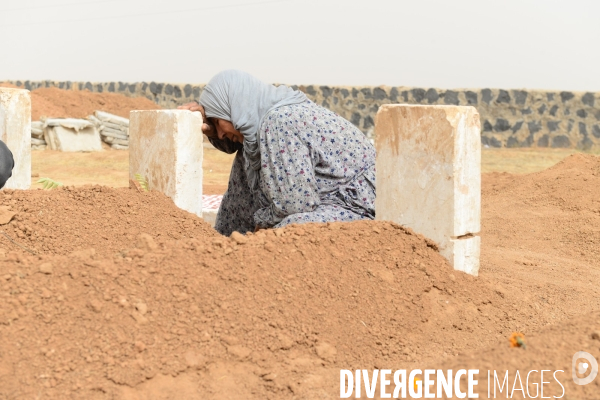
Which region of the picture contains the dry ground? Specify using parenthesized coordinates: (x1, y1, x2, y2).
(31, 145, 236, 194)
(31, 147, 599, 192)
(481, 147, 599, 174)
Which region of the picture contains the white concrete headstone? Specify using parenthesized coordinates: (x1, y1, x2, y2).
(375, 104, 481, 276)
(129, 110, 203, 217)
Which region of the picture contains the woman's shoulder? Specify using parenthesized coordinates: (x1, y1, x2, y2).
(261, 100, 310, 127)
(261, 100, 365, 138)
(265, 99, 311, 115)
(263, 100, 340, 122)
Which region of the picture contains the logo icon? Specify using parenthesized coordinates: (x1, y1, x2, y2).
(572, 351, 598, 385)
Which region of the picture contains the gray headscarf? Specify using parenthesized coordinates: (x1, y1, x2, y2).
(199, 70, 307, 190)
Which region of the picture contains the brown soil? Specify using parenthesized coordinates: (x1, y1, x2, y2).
(1, 83, 161, 120)
(437, 311, 600, 398)
(0, 154, 598, 399)
(30, 87, 162, 120)
(0, 186, 217, 257)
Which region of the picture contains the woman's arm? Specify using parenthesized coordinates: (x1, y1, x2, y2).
(253, 127, 320, 228)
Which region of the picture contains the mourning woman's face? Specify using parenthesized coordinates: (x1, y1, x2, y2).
(212, 118, 244, 143)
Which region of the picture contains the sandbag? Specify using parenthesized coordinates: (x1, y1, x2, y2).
(44, 125, 102, 152)
(101, 121, 128, 133)
(44, 118, 93, 132)
(95, 111, 129, 127)
(101, 127, 128, 139)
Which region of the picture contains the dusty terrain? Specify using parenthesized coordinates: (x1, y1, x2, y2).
(0, 154, 597, 399)
(31, 146, 235, 194)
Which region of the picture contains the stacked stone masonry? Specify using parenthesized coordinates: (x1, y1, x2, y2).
(8, 80, 600, 149)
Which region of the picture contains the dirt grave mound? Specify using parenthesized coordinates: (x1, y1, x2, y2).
(469, 153, 600, 398)
(0, 186, 218, 257)
(482, 155, 600, 300)
(0, 218, 520, 399)
(30, 87, 162, 120)
(484, 153, 600, 215)
(0, 83, 162, 120)
(0, 155, 599, 398)
(436, 310, 600, 398)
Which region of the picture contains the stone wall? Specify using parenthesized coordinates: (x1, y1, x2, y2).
(8, 80, 600, 149)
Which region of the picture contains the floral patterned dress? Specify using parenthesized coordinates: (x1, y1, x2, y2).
(209, 100, 376, 236)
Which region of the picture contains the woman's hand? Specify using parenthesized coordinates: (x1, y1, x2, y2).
(178, 102, 217, 138)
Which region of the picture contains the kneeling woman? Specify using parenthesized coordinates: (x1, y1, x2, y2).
(180, 70, 375, 236)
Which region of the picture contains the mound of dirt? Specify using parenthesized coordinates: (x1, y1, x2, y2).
(466, 153, 600, 399)
(437, 310, 600, 398)
(481, 154, 600, 312)
(483, 153, 600, 262)
(30, 87, 162, 120)
(0, 216, 525, 399)
(0, 155, 599, 399)
(0, 186, 217, 257)
(0, 83, 161, 120)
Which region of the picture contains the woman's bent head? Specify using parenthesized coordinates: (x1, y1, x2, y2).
(199, 70, 306, 146)
(212, 118, 244, 143)
(199, 69, 307, 190)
